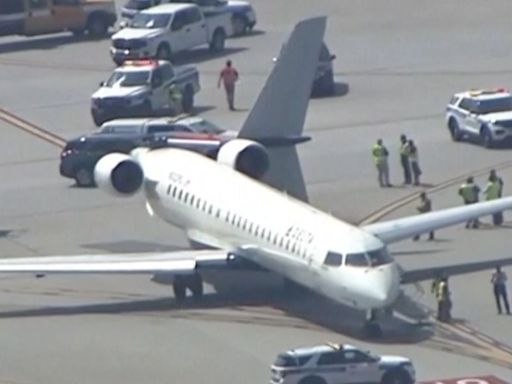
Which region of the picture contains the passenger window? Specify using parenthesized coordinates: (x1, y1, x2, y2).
(226, 211, 231, 222)
(324, 252, 343, 267)
(0, 0, 24, 14)
(186, 8, 202, 24)
(183, 192, 189, 203)
(190, 195, 195, 206)
(54, 0, 79, 5)
(317, 352, 345, 366)
(172, 186, 177, 198)
(208, 205, 213, 215)
(343, 351, 369, 363)
(216, 208, 221, 218)
(171, 11, 186, 30)
(28, 0, 48, 9)
(160, 64, 174, 80)
(202, 201, 207, 211)
(177, 189, 183, 200)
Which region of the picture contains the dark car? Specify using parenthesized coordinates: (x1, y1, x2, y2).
(311, 42, 336, 96)
(60, 135, 141, 187)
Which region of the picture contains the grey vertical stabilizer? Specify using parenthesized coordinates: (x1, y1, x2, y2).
(238, 16, 327, 202)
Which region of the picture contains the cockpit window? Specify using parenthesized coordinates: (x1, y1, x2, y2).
(345, 253, 369, 267)
(367, 248, 393, 266)
(345, 247, 392, 268)
(324, 252, 343, 267)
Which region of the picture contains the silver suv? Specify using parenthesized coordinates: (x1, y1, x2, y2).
(270, 343, 415, 384)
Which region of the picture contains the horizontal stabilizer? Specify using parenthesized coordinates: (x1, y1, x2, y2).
(401, 257, 512, 284)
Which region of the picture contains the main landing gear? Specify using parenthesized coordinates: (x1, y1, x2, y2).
(363, 309, 383, 338)
(172, 273, 204, 303)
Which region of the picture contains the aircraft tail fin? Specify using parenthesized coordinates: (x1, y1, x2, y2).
(238, 16, 327, 201)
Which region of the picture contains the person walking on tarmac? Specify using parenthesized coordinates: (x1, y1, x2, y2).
(218, 60, 239, 111)
(413, 192, 434, 241)
(168, 82, 183, 116)
(484, 173, 503, 226)
(491, 266, 510, 315)
(408, 139, 422, 186)
(399, 134, 411, 185)
(458, 176, 481, 228)
(372, 139, 391, 187)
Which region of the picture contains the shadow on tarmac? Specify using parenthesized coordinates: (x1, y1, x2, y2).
(0, 33, 112, 54)
(0, 270, 433, 344)
(172, 46, 248, 66)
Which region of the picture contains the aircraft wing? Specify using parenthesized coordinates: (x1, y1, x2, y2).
(401, 257, 512, 284)
(0, 250, 229, 275)
(362, 196, 512, 243)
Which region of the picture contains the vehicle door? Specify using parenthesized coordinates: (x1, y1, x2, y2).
(169, 10, 189, 51)
(0, 1, 25, 37)
(316, 351, 350, 383)
(149, 67, 167, 110)
(457, 97, 480, 135)
(24, 0, 58, 35)
(342, 350, 380, 383)
(51, 0, 86, 30)
(183, 7, 207, 47)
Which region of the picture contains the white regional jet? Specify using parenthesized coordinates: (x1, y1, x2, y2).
(2, 17, 512, 337)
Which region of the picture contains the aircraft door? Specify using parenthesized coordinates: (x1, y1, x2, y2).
(52, 0, 87, 30)
(24, 0, 57, 35)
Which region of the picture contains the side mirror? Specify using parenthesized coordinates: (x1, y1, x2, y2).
(330, 54, 336, 60)
(119, 20, 128, 28)
(99, 81, 105, 86)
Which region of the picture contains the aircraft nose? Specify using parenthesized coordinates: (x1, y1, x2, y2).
(366, 264, 401, 307)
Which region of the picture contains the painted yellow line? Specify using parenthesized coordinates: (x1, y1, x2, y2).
(0, 108, 65, 148)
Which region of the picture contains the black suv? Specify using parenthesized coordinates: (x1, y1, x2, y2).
(60, 135, 141, 187)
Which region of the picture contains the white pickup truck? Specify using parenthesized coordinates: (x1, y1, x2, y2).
(110, 3, 232, 65)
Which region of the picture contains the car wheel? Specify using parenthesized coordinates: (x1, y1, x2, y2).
(381, 369, 409, 384)
(156, 43, 172, 61)
(74, 168, 94, 187)
(209, 29, 226, 52)
(182, 85, 194, 113)
(87, 14, 108, 38)
(298, 376, 326, 384)
(448, 118, 462, 141)
(480, 126, 494, 148)
(232, 14, 247, 36)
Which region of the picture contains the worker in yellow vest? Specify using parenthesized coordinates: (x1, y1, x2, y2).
(371, 139, 391, 187)
(458, 176, 481, 228)
(435, 277, 452, 322)
(484, 173, 503, 225)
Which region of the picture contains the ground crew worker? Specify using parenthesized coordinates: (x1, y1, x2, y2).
(408, 139, 421, 186)
(372, 139, 391, 187)
(484, 174, 503, 225)
(168, 83, 183, 116)
(458, 176, 481, 228)
(490, 169, 504, 224)
(413, 192, 434, 241)
(399, 134, 411, 185)
(435, 277, 451, 322)
(218, 60, 239, 110)
(491, 266, 510, 315)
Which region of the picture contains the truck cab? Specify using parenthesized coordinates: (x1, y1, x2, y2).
(0, 0, 116, 38)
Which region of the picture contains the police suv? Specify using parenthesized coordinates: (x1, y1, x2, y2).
(90, 59, 200, 126)
(270, 343, 415, 384)
(446, 88, 512, 148)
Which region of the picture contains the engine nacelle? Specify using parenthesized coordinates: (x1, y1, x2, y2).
(216, 139, 270, 179)
(94, 153, 144, 197)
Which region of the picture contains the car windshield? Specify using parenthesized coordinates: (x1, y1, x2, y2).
(476, 96, 512, 114)
(345, 247, 392, 267)
(105, 71, 150, 87)
(125, 0, 152, 10)
(187, 120, 225, 134)
(131, 13, 171, 29)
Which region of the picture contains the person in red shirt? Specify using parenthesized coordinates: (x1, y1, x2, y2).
(218, 60, 239, 110)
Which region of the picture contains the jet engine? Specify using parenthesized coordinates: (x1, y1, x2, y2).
(94, 153, 144, 197)
(216, 139, 270, 179)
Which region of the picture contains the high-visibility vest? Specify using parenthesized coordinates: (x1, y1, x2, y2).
(400, 142, 410, 156)
(484, 181, 500, 200)
(436, 281, 447, 300)
(372, 144, 386, 165)
(459, 183, 478, 203)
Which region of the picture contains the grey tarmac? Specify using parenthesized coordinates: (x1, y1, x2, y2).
(0, 0, 511, 382)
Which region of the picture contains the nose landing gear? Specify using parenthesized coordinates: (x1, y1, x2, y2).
(363, 309, 383, 338)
